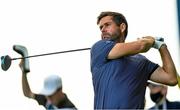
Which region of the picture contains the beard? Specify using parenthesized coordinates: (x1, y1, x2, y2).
(101, 31, 124, 42)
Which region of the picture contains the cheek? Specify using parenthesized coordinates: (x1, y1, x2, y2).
(108, 28, 116, 34)
(106, 25, 115, 31)
(107, 25, 119, 35)
(112, 26, 119, 32)
(113, 28, 121, 35)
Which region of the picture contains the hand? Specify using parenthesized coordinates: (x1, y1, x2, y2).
(137, 36, 155, 52)
(19, 60, 29, 74)
(139, 36, 155, 45)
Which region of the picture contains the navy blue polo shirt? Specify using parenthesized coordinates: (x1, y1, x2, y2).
(90, 40, 159, 109)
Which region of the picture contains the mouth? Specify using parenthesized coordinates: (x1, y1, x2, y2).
(102, 34, 111, 40)
(102, 36, 110, 40)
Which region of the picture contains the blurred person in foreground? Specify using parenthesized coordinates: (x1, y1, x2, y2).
(147, 82, 180, 110)
(15, 45, 76, 110)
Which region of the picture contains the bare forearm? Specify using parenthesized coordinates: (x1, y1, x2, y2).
(22, 73, 34, 98)
(108, 37, 154, 59)
(108, 41, 143, 59)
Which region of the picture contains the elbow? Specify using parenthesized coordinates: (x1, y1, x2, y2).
(23, 91, 34, 98)
(171, 79, 178, 86)
(167, 78, 178, 86)
(166, 72, 178, 86)
(23, 92, 30, 98)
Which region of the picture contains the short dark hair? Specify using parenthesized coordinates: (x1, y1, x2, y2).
(97, 11, 128, 38)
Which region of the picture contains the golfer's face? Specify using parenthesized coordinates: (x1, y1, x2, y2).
(99, 16, 120, 40)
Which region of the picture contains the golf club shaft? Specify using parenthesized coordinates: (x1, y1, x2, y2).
(12, 48, 91, 60)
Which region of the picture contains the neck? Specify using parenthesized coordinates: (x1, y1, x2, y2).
(117, 35, 125, 43)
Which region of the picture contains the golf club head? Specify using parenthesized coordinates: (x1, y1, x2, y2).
(1, 55, 11, 71)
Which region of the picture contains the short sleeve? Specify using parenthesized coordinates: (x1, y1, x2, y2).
(90, 40, 115, 71)
(34, 94, 47, 106)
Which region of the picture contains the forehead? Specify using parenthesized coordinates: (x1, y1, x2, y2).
(99, 16, 113, 25)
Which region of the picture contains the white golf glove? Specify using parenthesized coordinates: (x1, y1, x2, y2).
(152, 37, 166, 49)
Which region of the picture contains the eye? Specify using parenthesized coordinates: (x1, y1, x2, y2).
(99, 26, 103, 30)
(107, 22, 112, 26)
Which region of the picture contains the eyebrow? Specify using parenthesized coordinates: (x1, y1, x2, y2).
(99, 22, 112, 29)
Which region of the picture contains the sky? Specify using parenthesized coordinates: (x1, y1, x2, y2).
(0, 0, 179, 109)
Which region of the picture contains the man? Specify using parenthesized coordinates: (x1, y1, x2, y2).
(147, 82, 180, 109)
(90, 11, 178, 109)
(15, 45, 76, 110)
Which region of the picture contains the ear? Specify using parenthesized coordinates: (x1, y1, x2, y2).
(120, 23, 126, 33)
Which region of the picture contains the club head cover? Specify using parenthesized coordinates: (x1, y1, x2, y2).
(13, 45, 30, 73)
(1, 55, 11, 71)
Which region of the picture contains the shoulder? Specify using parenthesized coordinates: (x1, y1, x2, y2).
(91, 40, 115, 49)
(133, 54, 147, 59)
(34, 94, 47, 106)
(91, 40, 115, 56)
(128, 54, 147, 62)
